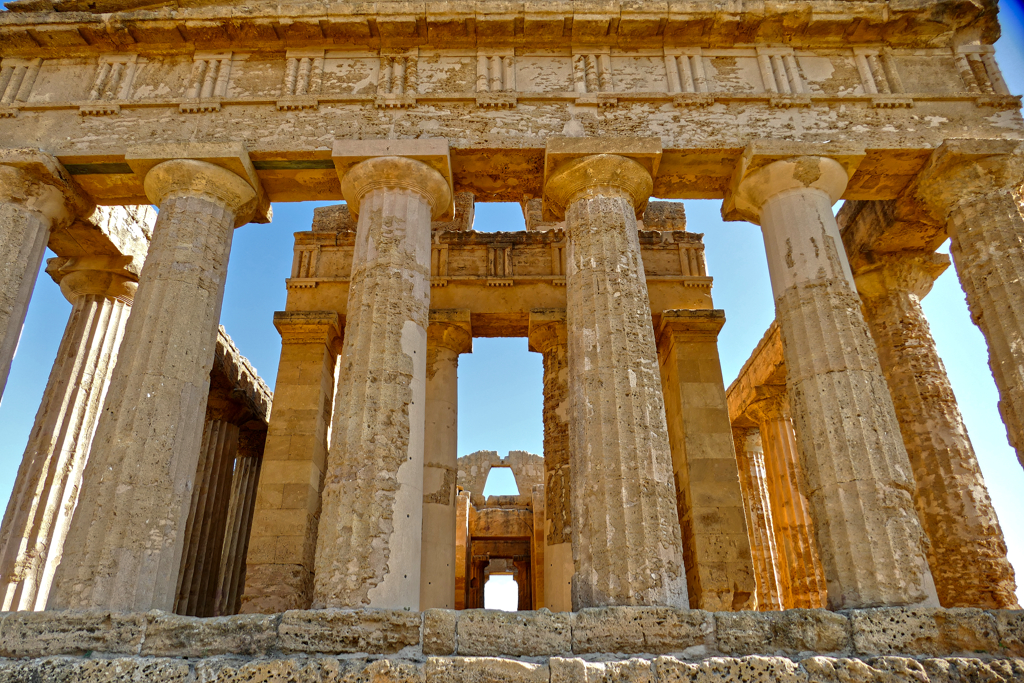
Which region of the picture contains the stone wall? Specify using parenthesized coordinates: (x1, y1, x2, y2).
(0, 607, 1021, 681)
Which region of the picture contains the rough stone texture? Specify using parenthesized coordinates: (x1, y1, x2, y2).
(0, 609, 146, 657)
(47, 158, 257, 612)
(549, 147, 687, 610)
(657, 309, 756, 612)
(141, 613, 278, 658)
(457, 610, 571, 657)
(426, 657, 548, 683)
(551, 657, 655, 683)
(656, 655, 806, 683)
(278, 609, 421, 654)
(423, 608, 457, 656)
(731, 429, 783, 612)
(852, 250, 1018, 609)
(314, 152, 450, 610)
(727, 148, 937, 610)
(849, 608, 1001, 656)
(0, 251, 143, 612)
(572, 607, 711, 656)
(715, 610, 850, 656)
(242, 311, 340, 614)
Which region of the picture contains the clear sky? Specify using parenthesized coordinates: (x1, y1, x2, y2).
(1, 1, 1023, 608)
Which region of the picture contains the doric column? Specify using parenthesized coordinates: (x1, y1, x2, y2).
(513, 554, 532, 609)
(420, 309, 472, 610)
(855, 251, 1018, 608)
(48, 155, 260, 612)
(314, 141, 453, 609)
(909, 140, 1024, 472)
(0, 257, 136, 611)
(527, 308, 572, 612)
(731, 427, 783, 611)
(241, 311, 342, 613)
(0, 149, 92, 400)
(214, 427, 264, 616)
(531, 483, 546, 610)
(454, 490, 471, 610)
(657, 309, 756, 611)
(543, 138, 688, 609)
(725, 144, 937, 609)
(746, 393, 827, 609)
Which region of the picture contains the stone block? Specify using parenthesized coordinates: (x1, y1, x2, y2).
(656, 655, 805, 683)
(423, 609, 457, 655)
(141, 612, 279, 657)
(457, 609, 570, 656)
(715, 610, 850, 655)
(0, 656, 192, 682)
(922, 657, 1024, 683)
(551, 657, 655, 683)
(572, 607, 711, 655)
(194, 655, 332, 682)
(425, 657, 548, 683)
(850, 607, 1000, 656)
(0, 610, 146, 658)
(279, 609, 421, 654)
(993, 610, 1024, 656)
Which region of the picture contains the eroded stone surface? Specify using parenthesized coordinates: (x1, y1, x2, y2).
(278, 609, 421, 654)
(572, 607, 711, 655)
(457, 609, 571, 657)
(715, 610, 849, 656)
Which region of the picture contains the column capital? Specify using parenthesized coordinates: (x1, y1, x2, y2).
(853, 251, 950, 302)
(723, 141, 865, 224)
(273, 310, 344, 353)
(333, 139, 454, 220)
(542, 137, 661, 220)
(906, 138, 1024, 229)
(46, 255, 139, 305)
(125, 142, 270, 224)
(141, 159, 260, 228)
(428, 309, 472, 354)
(527, 308, 566, 354)
(745, 385, 791, 425)
(0, 149, 94, 228)
(657, 308, 725, 348)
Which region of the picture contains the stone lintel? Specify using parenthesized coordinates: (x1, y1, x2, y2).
(852, 251, 951, 302)
(657, 309, 726, 345)
(332, 138, 455, 220)
(428, 308, 473, 354)
(542, 137, 662, 221)
(47, 206, 154, 272)
(837, 200, 947, 273)
(527, 308, 567, 354)
(0, 148, 93, 225)
(725, 321, 787, 427)
(722, 141, 866, 223)
(273, 310, 344, 353)
(124, 142, 271, 224)
(212, 326, 273, 427)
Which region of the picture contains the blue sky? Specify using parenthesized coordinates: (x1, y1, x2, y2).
(1, 1, 1023, 607)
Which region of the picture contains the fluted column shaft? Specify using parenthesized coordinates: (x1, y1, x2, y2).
(215, 428, 264, 616)
(729, 153, 937, 609)
(0, 151, 91, 400)
(546, 152, 688, 609)
(314, 155, 451, 609)
(0, 263, 135, 611)
(528, 310, 572, 612)
(732, 427, 783, 611)
(420, 310, 471, 610)
(748, 396, 827, 609)
(857, 254, 1018, 608)
(48, 159, 258, 611)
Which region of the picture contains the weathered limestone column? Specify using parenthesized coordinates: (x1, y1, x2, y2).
(531, 483, 546, 610)
(420, 309, 472, 610)
(732, 427, 783, 611)
(241, 311, 342, 613)
(0, 149, 92, 400)
(746, 393, 827, 609)
(48, 155, 260, 612)
(454, 490, 470, 610)
(527, 308, 572, 612)
(855, 252, 1018, 608)
(314, 141, 452, 609)
(543, 138, 688, 609)
(910, 140, 1024, 471)
(657, 309, 756, 611)
(513, 554, 532, 609)
(724, 144, 937, 609)
(0, 257, 136, 611)
(214, 428, 264, 616)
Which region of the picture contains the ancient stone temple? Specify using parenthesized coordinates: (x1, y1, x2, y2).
(0, 0, 1023, 679)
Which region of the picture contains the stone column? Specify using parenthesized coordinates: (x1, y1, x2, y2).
(732, 427, 783, 611)
(48, 158, 259, 612)
(656, 309, 756, 611)
(314, 142, 452, 609)
(454, 490, 470, 610)
(513, 554, 532, 609)
(420, 309, 472, 610)
(528, 308, 572, 612)
(531, 483, 546, 610)
(856, 252, 1018, 608)
(241, 311, 342, 613)
(909, 140, 1024, 472)
(543, 140, 688, 609)
(214, 428, 264, 616)
(725, 146, 937, 609)
(0, 258, 135, 611)
(747, 394, 827, 609)
(0, 149, 92, 400)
